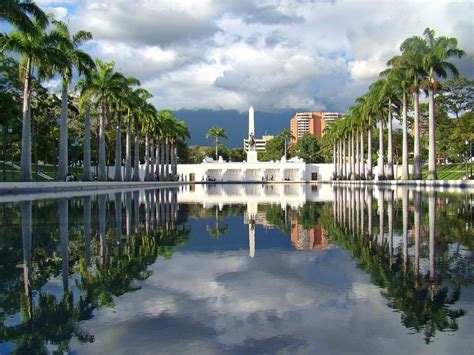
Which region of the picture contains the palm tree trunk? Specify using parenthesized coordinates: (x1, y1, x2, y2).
(155, 140, 160, 180)
(133, 125, 140, 181)
(150, 140, 155, 181)
(337, 139, 342, 180)
(172, 144, 177, 180)
(20, 58, 32, 182)
(125, 119, 132, 181)
(165, 138, 170, 179)
(402, 91, 409, 180)
(332, 142, 337, 179)
(160, 140, 165, 180)
(367, 126, 373, 180)
(378, 189, 384, 243)
(83, 105, 92, 181)
(355, 130, 360, 179)
(387, 101, 394, 180)
(144, 133, 150, 181)
(350, 132, 355, 180)
(57, 83, 69, 181)
(360, 129, 365, 179)
(114, 116, 122, 181)
(98, 104, 107, 181)
(413, 90, 422, 179)
(378, 118, 385, 180)
(215, 138, 218, 160)
(346, 137, 350, 179)
(342, 139, 346, 179)
(428, 88, 437, 180)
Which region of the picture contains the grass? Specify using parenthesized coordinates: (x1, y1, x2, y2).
(0, 162, 83, 182)
(420, 163, 471, 180)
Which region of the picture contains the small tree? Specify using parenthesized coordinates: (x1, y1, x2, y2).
(205, 126, 227, 160)
(291, 133, 322, 163)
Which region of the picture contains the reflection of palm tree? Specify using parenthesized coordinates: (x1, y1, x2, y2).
(84, 196, 91, 266)
(114, 192, 122, 244)
(58, 198, 69, 291)
(414, 191, 421, 275)
(125, 192, 132, 244)
(206, 206, 228, 239)
(402, 189, 409, 273)
(429, 192, 436, 280)
(387, 190, 394, 266)
(321, 192, 469, 343)
(21, 200, 32, 319)
(98, 194, 107, 264)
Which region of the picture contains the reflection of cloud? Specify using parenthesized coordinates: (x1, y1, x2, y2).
(70, 248, 474, 354)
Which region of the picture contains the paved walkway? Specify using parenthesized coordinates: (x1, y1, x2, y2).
(0, 180, 190, 195)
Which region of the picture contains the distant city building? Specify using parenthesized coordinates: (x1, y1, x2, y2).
(243, 136, 272, 152)
(243, 135, 274, 152)
(290, 112, 343, 143)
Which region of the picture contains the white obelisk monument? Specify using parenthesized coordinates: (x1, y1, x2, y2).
(247, 106, 258, 163)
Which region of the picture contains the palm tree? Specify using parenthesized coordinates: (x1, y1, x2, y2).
(81, 60, 126, 181)
(0, 0, 48, 34)
(279, 128, 293, 160)
(171, 119, 190, 179)
(53, 20, 95, 181)
(76, 76, 94, 181)
(356, 94, 374, 180)
(383, 56, 410, 180)
(141, 101, 158, 181)
(400, 35, 427, 180)
(123, 86, 145, 181)
(421, 28, 465, 180)
(131, 88, 152, 181)
(206, 126, 227, 160)
(0, 21, 65, 181)
(369, 80, 386, 180)
(111, 76, 140, 182)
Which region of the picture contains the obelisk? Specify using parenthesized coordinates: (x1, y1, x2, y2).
(247, 106, 258, 163)
(248, 106, 254, 137)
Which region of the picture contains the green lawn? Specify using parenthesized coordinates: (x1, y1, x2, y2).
(421, 163, 471, 180)
(0, 162, 83, 182)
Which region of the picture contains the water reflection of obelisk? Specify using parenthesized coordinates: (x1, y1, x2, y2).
(248, 201, 257, 258)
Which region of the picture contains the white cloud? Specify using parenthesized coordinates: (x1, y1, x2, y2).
(52, 0, 474, 113)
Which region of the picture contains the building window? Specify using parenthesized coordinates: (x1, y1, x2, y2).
(311, 172, 318, 181)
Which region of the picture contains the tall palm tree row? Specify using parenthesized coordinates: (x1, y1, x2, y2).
(326, 27, 464, 182)
(1, 1, 190, 182)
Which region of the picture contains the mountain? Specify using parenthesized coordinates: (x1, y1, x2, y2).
(175, 109, 295, 147)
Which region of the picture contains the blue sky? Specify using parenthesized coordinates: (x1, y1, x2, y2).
(25, 1, 474, 145)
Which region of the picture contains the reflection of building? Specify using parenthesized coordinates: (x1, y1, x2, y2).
(244, 212, 276, 229)
(290, 218, 330, 250)
(290, 112, 342, 143)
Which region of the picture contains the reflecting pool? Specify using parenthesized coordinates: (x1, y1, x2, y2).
(0, 184, 473, 354)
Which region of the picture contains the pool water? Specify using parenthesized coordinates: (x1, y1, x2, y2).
(0, 184, 473, 354)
